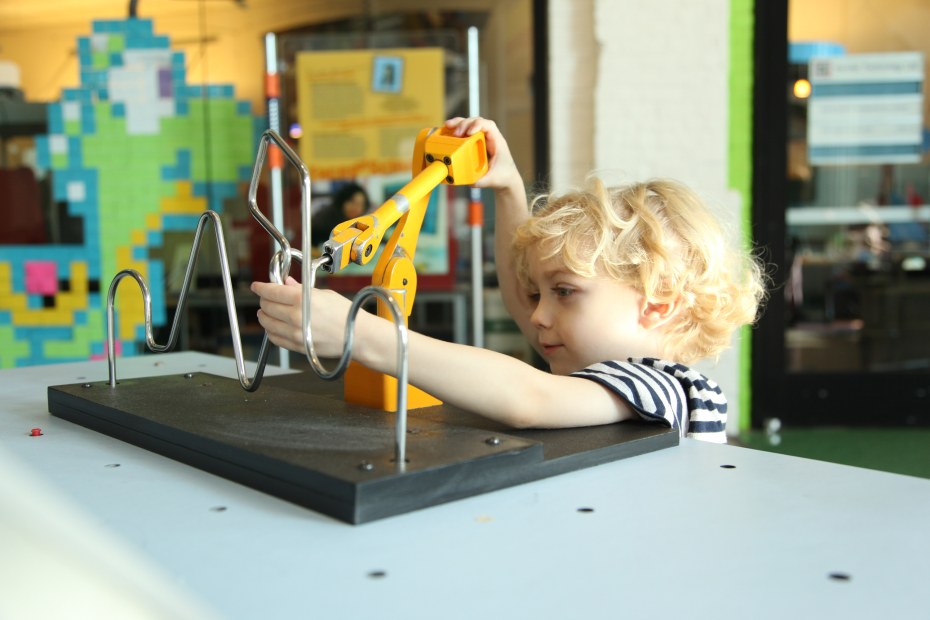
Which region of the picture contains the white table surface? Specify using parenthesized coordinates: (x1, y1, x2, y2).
(1, 352, 928, 619)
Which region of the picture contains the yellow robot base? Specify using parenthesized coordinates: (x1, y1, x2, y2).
(344, 362, 442, 411)
(330, 125, 488, 413)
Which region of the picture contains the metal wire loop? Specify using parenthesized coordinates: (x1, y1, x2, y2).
(106, 210, 276, 391)
(268, 250, 410, 466)
(105, 129, 412, 466)
(285, 251, 410, 467)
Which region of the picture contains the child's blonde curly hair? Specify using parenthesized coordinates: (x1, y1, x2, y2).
(512, 178, 766, 364)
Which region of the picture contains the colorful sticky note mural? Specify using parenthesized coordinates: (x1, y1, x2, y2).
(0, 18, 258, 368)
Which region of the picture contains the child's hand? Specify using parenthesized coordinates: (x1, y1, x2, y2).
(444, 117, 521, 190)
(251, 276, 352, 358)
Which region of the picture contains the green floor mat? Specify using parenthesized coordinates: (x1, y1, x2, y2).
(735, 428, 930, 480)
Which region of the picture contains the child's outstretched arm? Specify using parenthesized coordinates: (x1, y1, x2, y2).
(251, 278, 637, 429)
(443, 117, 537, 345)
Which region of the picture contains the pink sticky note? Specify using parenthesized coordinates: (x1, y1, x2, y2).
(25, 261, 58, 295)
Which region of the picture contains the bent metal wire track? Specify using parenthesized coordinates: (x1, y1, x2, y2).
(106, 210, 276, 392)
(105, 129, 411, 467)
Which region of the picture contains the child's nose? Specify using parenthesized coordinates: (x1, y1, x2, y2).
(530, 300, 551, 328)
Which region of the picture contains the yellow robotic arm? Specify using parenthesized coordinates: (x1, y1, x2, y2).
(320, 126, 488, 411)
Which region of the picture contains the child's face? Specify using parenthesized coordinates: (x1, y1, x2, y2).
(524, 248, 664, 374)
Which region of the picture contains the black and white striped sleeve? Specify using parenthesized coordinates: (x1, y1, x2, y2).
(571, 359, 728, 443)
(571, 360, 687, 436)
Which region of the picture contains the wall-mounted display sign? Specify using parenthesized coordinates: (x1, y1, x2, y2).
(295, 47, 450, 283)
(808, 51, 925, 165)
(296, 48, 444, 180)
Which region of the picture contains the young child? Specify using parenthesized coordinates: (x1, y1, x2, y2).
(251, 117, 765, 443)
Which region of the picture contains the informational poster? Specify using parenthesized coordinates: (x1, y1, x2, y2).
(295, 48, 450, 283)
(808, 52, 925, 165)
(296, 48, 445, 180)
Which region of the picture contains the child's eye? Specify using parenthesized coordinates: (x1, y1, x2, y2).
(552, 286, 575, 298)
(527, 291, 541, 301)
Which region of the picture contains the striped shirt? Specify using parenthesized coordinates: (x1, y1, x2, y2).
(571, 358, 728, 443)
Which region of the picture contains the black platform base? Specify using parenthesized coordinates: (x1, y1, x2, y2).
(47, 371, 677, 524)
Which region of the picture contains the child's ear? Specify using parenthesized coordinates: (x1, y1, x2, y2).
(639, 298, 682, 330)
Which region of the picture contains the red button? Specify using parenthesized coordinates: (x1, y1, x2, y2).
(30, 428, 42, 437)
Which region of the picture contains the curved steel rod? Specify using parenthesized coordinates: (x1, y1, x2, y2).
(105, 128, 411, 466)
(248, 130, 307, 253)
(106, 129, 299, 390)
(265, 121, 411, 466)
(346, 286, 409, 469)
(290, 254, 410, 468)
(106, 210, 278, 391)
(268, 247, 410, 466)
(273, 119, 411, 465)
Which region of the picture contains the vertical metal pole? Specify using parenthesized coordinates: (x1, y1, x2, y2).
(467, 26, 484, 348)
(264, 32, 290, 369)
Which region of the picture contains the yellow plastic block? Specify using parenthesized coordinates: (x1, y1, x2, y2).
(69, 261, 87, 277)
(69, 261, 89, 296)
(50, 308, 73, 324)
(132, 230, 146, 245)
(38, 310, 56, 326)
(161, 181, 205, 214)
(3, 294, 27, 311)
(164, 194, 204, 214)
(344, 362, 442, 411)
(60, 291, 89, 311)
(146, 213, 162, 230)
(11, 309, 42, 326)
